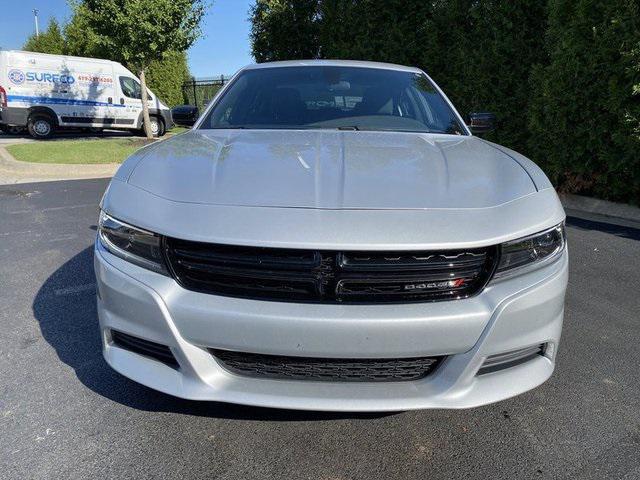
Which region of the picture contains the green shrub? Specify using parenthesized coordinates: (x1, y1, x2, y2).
(145, 51, 192, 107)
(250, 0, 640, 204)
(528, 0, 640, 204)
(250, 0, 321, 62)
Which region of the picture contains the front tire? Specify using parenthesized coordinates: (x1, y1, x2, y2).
(139, 116, 165, 137)
(27, 114, 55, 140)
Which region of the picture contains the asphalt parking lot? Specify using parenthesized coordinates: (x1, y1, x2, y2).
(1, 178, 639, 480)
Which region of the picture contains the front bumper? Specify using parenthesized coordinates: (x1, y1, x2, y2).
(95, 241, 568, 412)
(0, 106, 28, 127)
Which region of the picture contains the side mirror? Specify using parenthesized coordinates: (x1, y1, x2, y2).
(467, 112, 496, 134)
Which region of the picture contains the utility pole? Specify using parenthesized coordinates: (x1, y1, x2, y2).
(33, 9, 39, 37)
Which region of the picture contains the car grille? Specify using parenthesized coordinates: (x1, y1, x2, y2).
(211, 349, 443, 382)
(163, 238, 498, 304)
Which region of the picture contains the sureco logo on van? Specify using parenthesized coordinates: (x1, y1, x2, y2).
(8, 69, 26, 85)
(8, 69, 76, 85)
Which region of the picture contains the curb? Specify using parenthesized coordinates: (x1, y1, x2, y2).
(0, 146, 119, 182)
(560, 193, 640, 223)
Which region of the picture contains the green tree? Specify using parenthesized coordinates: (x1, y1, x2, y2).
(262, 0, 545, 151)
(83, 0, 207, 138)
(23, 18, 65, 54)
(64, 2, 191, 107)
(418, 1, 547, 151)
(628, 40, 640, 142)
(528, 0, 640, 203)
(145, 51, 192, 107)
(250, 0, 321, 62)
(63, 1, 106, 58)
(319, 0, 432, 66)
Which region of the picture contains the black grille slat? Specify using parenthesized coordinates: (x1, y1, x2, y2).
(338, 266, 488, 280)
(180, 271, 319, 299)
(339, 251, 487, 271)
(212, 349, 443, 382)
(337, 281, 470, 295)
(175, 259, 322, 281)
(172, 246, 320, 268)
(164, 238, 497, 304)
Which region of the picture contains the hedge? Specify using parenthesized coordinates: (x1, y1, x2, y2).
(250, 0, 640, 205)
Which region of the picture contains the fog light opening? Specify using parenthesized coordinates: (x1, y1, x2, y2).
(477, 343, 547, 375)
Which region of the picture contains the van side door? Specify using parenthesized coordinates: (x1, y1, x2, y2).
(63, 60, 116, 127)
(116, 75, 148, 128)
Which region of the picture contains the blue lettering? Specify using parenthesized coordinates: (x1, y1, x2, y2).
(24, 72, 76, 84)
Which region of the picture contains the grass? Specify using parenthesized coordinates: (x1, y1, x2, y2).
(169, 126, 190, 135)
(6, 138, 155, 164)
(5, 125, 191, 165)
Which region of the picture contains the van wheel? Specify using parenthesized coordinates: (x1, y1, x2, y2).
(155, 118, 166, 137)
(28, 114, 55, 139)
(140, 117, 165, 137)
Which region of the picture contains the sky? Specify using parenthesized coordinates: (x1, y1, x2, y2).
(0, 0, 255, 77)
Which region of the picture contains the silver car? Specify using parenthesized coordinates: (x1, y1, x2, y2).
(95, 60, 568, 411)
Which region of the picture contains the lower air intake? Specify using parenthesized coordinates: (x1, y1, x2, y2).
(477, 344, 546, 375)
(211, 349, 443, 382)
(111, 330, 178, 368)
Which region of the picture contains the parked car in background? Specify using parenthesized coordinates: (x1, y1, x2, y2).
(171, 104, 199, 127)
(0, 50, 172, 139)
(96, 60, 568, 411)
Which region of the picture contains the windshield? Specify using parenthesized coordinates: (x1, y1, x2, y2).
(199, 66, 466, 134)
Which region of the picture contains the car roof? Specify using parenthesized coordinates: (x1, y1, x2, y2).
(242, 59, 423, 73)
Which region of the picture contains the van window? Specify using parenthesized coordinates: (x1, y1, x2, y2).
(120, 77, 141, 99)
(119, 77, 152, 100)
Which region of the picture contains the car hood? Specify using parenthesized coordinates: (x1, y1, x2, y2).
(125, 130, 536, 210)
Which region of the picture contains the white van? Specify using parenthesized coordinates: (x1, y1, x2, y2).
(0, 50, 172, 139)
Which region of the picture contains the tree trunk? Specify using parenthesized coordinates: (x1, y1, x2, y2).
(139, 69, 153, 140)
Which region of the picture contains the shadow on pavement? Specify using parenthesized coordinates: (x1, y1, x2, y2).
(32, 246, 393, 421)
(566, 215, 640, 242)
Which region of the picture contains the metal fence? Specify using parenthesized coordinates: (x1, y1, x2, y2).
(181, 76, 229, 110)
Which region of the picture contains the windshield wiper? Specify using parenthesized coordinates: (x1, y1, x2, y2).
(336, 126, 360, 131)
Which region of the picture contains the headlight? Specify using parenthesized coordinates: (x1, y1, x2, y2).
(494, 223, 566, 279)
(98, 211, 168, 274)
